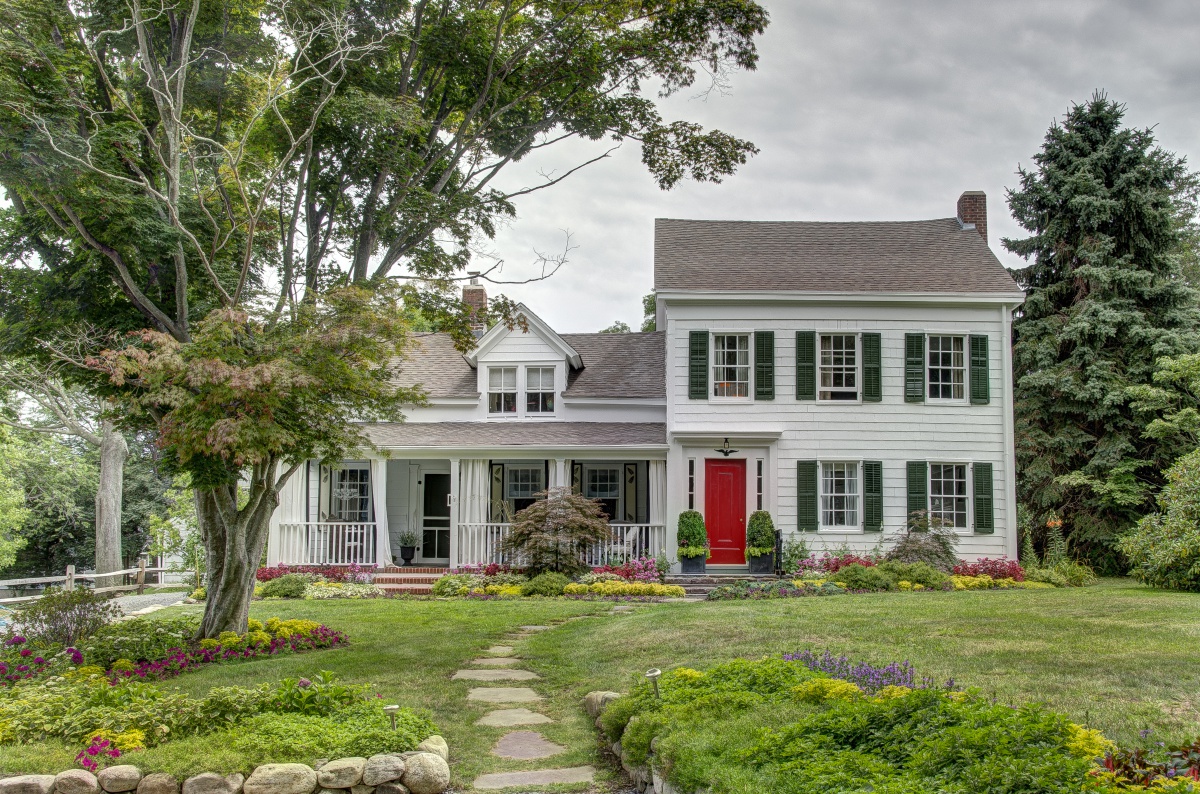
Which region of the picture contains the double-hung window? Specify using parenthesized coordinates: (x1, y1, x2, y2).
(506, 466, 544, 513)
(488, 367, 517, 414)
(526, 367, 555, 413)
(927, 336, 966, 400)
(819, 334, 858, 400)
(331, 466, 371, 522)
(584, 466, 621, 521)
(820, 462, 859, 529)
(929, 463, 969, 529)
(712, 334, 750, 398)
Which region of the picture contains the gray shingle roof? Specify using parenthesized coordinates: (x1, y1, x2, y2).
(389, 333, 478, 398)
(390, 331, 665, 400)
(560, 332, 665, 399)
(363, 421, 666, 448)
(654, 217, 1023, 295)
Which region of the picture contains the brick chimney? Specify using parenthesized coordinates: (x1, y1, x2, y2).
(957, 191, 987, 242)
(462, 271, 487, 336)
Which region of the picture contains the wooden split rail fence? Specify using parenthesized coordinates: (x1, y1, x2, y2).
(0, 557, 169, 605)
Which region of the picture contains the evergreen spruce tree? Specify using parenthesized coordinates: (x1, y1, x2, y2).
(1005, 93, 1200, 571)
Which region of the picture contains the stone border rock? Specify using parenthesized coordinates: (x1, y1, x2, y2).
(0, 739, 453, 794)
(584, 691, 680, 794)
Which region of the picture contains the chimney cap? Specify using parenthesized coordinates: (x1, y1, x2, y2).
(467, 270, 480, 285)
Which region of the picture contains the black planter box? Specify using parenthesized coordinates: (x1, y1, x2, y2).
(748, 553, 774, 575)
(679, 554, 706, 574)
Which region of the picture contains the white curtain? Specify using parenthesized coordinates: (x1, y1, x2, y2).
(370, 458, 392, 568)
(460, 459, 490, 525)
(649, 460, 667, 526)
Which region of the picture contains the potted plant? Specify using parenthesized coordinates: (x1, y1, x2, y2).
(746, 510, 776, 574)
(397, 530, 419, 567)
(676, 510, 709, 574)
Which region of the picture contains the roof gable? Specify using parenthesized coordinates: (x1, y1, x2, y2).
(654, 217, 1023, 297)
(466, 303, 582, 368)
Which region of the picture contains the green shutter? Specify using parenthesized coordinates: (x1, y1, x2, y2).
(862, 333, 882, 402)
(863, 461, 883, 531)
(796, 460, 818, 532)
(906, 461, 928, 520)
(970, 334, 990, 404)
(973, 462, 994, 533)
(755, 331, 775, 400)
(571, 461, 582, 494)
(795, 331, 816, 400)
(490, 462, 504, 521)
(905, 333, 925, 403)
(688, 331, 708, 399)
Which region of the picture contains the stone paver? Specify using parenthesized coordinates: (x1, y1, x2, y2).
(490, 731, 567, 761)
(452, 669, 539, 682)
(611, 605, 634, 612)
(483, 646, 514, 655)
(467, 687, 543, 704)
(475, 709, 553, 727)
(468, 657, 519, 667)
(472, 767, 595, 790)
(519, 625, 551, 631)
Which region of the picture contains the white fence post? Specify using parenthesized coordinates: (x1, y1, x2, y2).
(65, 564, 75, 592)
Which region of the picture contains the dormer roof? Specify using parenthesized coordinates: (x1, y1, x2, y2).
(465, 303, 583, 368)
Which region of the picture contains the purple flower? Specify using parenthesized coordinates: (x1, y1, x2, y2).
(4, 636, 25, 646)
(19, 648, 31, 658)
(297, 678, 312, 688)
(33, 657, 45, 665)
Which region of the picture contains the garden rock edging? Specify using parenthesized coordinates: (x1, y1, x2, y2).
(584, 692, 684, 794)
(0, 739, 451, 794)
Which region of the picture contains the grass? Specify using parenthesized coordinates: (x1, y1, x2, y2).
(1, 579, 1197, 787)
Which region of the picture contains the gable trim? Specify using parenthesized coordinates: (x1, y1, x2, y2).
(464, 303, 583, 368)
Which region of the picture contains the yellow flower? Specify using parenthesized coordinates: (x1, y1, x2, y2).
(1064, 723, 1114, 759)
(792, 678, 863, 703)
(247, 618, 264, 632)
(873, 685, 912, 701)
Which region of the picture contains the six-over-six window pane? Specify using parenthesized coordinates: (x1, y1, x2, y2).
(821, 462, 859, 528)
(819, 334, 858, 400)
(928, 336, 965, 400)
(488, 367, 516, 414)
(929, 463, 969, 529)
(526, 367, 555, 413)
(712, 334, 750, 397)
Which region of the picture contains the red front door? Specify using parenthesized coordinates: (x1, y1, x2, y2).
(705, 459, 746, 565)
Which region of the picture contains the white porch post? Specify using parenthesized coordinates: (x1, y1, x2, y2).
(553, 458, 568, 490)
(448, 457, 461, 568)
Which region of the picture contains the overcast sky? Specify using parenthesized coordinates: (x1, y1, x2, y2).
(476, 0, 1200, 332)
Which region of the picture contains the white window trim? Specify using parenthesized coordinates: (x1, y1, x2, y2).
(582, 463, 624, 523)
(817, 332, 863, 405)
(925, 333, 969, 404)
(505, 464, 546, 501)
(709, 330, 753, 402)
(524, 365, 558, 417)
(817, 458, 864, 533)
(487, 366, 518, 417)
(926, 460, 974, 534)
(329, 463, 372, 523)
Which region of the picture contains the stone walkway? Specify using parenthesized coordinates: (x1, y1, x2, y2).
(464, 623, 598, 791)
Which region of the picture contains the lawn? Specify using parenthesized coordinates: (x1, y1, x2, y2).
(1, 578, 1196, 788)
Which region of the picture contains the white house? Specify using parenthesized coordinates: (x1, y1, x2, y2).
(265, 191, 1024, 572)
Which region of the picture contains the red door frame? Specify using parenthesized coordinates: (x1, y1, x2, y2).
(704, 459, 747, 565)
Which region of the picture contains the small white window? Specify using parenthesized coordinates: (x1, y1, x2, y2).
(506, 465, 544, 512)
(928, 336, 966, 400)
(712, 334, 750, 398)
(526, 367, 555, 413)
(820, 462, 859, 529)
(585, 467, 621, 520)
(331, 467, 371, 522)
(488, 367, 516, 414)
(929, 463, 969, 529)
(819, 334, 858, 401)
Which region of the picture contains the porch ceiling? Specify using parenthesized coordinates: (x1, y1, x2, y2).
(361, 421, 667, 450)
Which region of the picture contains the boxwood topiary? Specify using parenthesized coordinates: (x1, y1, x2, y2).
(259, 573, 311, 599)
(521, 572, 570, 597)
(877, 561, 949, 589)
(746, 510, 776, 557)
(677, 510, 709, 558)
(832, 563, 895, 592)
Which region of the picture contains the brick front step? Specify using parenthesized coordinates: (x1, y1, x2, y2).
(663, 574, 780, 596)
(374, 575, 444, 585)
(377, 566, 448, 574)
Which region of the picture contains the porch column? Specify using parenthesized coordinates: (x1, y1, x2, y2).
(553, 458, 568, 490)
(448, 457, 460, 568)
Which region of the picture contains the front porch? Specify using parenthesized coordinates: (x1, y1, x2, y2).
(268, 454, 669, 569)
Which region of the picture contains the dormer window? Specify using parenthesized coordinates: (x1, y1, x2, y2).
(488, 367, 517, 414)
(526, 367, 555, 413)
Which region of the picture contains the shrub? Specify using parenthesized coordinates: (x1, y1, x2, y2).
(954, 557, 1025, 581)
(745, 510, 776, 557)
(832, 563, 895, 592)
(578, 571, 624, 585)
(593, 556, 664, 582)
(8, 588, 121, 647)
(676, 510, 708, 558)
(794, 551, 878, 576)
(77, 617, 197, 669)
(260, 574, 313, 599)
(520, 572, 570, 597)
(884, 511, 959, 571)
(431, 574, 474, 596)
(1118, 449, 1200, 592)
(564, 581, 685, 597)
(302, 582, 383, 599)
(232, 702, 435, 760)
(707, 580, 844, 600)
(877, 561, 949, 589)
(502, 486, 612, 576)
(255, 565, 370, 584)
(1027, 560, 1096, 588)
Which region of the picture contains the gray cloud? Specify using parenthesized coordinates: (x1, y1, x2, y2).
(483, 1, 1200, 332)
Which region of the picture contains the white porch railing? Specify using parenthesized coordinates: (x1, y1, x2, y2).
(277, 522, 378, 566)
(455, 523, 668, 568)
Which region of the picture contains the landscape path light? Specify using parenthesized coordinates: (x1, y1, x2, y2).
(383, 704, 400, 730)
(645, 668, 661, 699)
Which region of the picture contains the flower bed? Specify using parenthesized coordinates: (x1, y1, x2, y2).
(255, 564, 372, 583)
(592, 654, 1187, 794)
(430, 558, 680, 599)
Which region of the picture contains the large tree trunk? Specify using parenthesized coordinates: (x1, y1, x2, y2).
(194, 459, 287, 637)
(94, 420, 127, 588)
